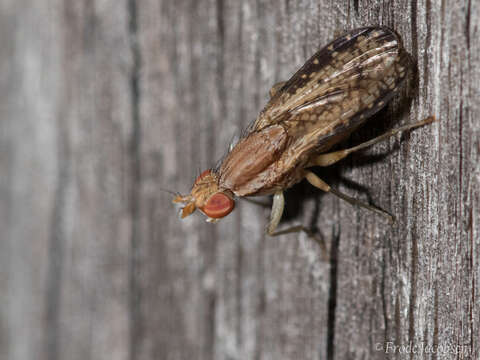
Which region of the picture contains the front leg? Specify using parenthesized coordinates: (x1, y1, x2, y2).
(266, 190, 328, 256)
(267, 191, 285, 235)
(267, 191, 310, 237)
(238, 186, 315, 237)
(267, 190, 316, 236)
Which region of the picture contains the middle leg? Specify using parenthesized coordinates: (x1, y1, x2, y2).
(304, 171, 394, 222)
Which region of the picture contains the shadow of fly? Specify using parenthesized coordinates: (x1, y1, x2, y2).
(173, 27, 435, 237)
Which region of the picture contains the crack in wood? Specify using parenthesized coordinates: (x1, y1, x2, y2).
(127, 0, 142, 358)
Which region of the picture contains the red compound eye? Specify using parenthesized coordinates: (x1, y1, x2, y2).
(202, 192, 235, 218)
(195, 169, 212, 185)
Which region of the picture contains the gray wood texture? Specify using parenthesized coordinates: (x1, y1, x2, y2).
(1, 1, 478, 359)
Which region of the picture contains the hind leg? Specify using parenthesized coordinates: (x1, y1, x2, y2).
(310, 116, 436, 167)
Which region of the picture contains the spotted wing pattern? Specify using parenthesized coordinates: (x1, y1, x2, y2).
(253, 27, 409, 159)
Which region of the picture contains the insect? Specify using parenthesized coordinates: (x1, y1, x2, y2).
(173, 27, 435, 236)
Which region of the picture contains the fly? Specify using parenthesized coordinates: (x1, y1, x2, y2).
(173, 26, 435, 236)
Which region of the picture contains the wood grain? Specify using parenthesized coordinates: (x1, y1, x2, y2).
(1, 1, 478, 359)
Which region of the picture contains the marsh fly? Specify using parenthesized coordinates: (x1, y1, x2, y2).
(173, 27, 435, 236)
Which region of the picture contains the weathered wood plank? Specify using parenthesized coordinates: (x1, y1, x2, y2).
(1, 1, 478, 360)
(1, 1, 134, 360)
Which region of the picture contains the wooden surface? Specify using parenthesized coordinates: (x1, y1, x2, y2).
(1, 1, 479, 359)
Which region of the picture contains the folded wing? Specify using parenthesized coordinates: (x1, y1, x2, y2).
(253, 27, 409, 159)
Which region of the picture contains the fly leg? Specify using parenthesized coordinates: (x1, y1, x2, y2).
(243, 192, 291, 234)
(309, 116, 435, 167)
(304, 171, 394, 222)
(266, 191, 328, 254)
(267, 191, 313, 236)
(269, 81, 286, 98)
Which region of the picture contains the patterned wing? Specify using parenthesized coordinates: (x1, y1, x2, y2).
(252, 27, 410, 156)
